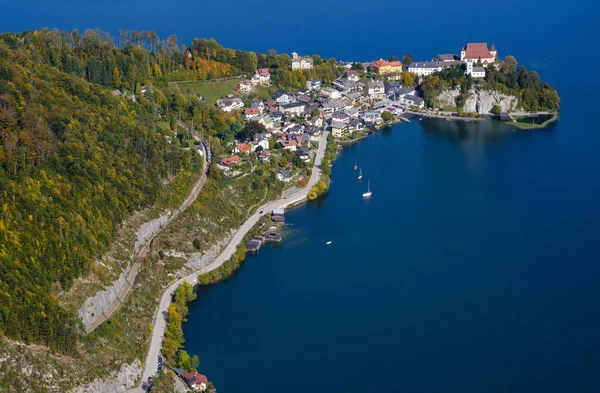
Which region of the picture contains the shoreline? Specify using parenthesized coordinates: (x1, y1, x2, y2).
(132, 131, 330, 392)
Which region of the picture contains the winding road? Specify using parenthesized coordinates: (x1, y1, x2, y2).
(132, 131, 329, 392)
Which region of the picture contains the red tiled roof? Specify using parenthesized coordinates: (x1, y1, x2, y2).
(388, 61, 403, 67)
(257, 68, 270, 76)
(235, 143, 251, 153)
(245, 108, 261, 115)
(221, 155, 240, 166)
(463, 43, 494, 60)
(373, 59, 388, 68)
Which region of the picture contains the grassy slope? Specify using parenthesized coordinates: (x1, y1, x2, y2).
(171, 79, 241, 104)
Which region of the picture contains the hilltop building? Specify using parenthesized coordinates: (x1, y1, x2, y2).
(460, 43, 497, 64)
(292, 52, 314, 70)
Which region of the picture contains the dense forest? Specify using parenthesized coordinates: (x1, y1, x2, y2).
(420, 56, 560, 112)
(0, 35, 205, 352)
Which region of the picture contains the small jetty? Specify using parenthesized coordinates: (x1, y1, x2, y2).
(400, 116, 411, 123)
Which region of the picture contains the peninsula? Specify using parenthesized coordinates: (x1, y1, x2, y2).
(0, 29, 559, 393)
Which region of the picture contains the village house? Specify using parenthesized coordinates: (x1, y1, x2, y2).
(250, 136, 269, 151)
(217, 155, 240, 171)
(244, 107, 262, 120)
(331, 111, 350, 124)
(257, 114, 275, 129)
(296, 147, 310, 162)
(258, 149, 271, 163)
(331, 121, 349, 138)
(365, 80, 386, 99)
(466, 62, 486, 78)
(363, 111, 383, 124)
(273, 90, 295, 104)
(277, 168, 293, 182)
(239, 80, 253, 93)
(332, 77, 363, 94)
(321, 99, 347, 114)
(306, 126, 322, 141)
(384, 81, 402, 97)
(311, 116, 323, 127)
(232, 143, 252, 154)
(280, 102, 306, 116)
(348, 118, 363, 131)
(346, 70, 360, 82)
(407, 61, 443, 76)
(218, 97, 244, 112)
(400, 94, 425, 108)
(321, 87, 342, 99)
(345, 107, 360, 118)
(280, 139, 298, 151)
(372, 59, 403, 75)
(306, 79, 321, 91)
(291, 52, 314, 70)
(344, 91, 363, 102)
(254, 68, 271, 84)
(180, 371, 208, 391)
(250, 100, 265, 111)
(460, 43, 497, 64)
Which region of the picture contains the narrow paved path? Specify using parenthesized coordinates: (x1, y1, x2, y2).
(132, 131, 329, 392)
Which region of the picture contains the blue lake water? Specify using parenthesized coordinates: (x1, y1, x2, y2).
(4, 0, 600, 391)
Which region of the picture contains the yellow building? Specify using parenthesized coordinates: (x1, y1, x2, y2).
(373, 59, 403, 75)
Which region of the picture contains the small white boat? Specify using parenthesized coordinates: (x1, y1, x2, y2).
(326, 241, 332, 245)
(362, 179, 372, 198)
(354, 161, 357, 171)
(419, 118, 423, 121)
(358, 169, 363, 180)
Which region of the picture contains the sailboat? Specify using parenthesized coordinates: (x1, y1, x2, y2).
(362, 179, 372, 198)
(358, 169, 363, 180)
(354, 161, 358, 171)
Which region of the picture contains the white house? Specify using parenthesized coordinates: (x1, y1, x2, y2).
(219, 98, 244, 112)
(466, 62, 486, 78)
(363, 111, 383, 124)
(254, 68, 271, 84)
(239, 80, 253, 93)
(321, 87, 341, 99)
(280, 102, 306, 116)
(273, 90, 295, 104)
(250, 138, 269, 151)
(460, 43, 497, 64)
(244, 107, 262, 120)
(346, 70, 360, 82)
(306, 79, 321, 91)
(277, 169, 293, 182)
(400, 94, 425, 108)
(407, 61, 443, 76)
(291, 52, 314, 70)
(365, 80, 385, 99)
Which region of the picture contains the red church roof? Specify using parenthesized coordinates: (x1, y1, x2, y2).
(463, 43, 494, 60)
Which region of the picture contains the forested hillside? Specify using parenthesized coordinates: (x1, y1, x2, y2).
(0, 38, 201, 353)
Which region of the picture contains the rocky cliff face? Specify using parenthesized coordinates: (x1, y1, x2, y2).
(70, 359, 142, 393)
(436, 87, 520, 114)
(77, 212, 171, 329)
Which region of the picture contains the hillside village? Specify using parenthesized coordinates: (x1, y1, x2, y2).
(212, 43, 502, 183)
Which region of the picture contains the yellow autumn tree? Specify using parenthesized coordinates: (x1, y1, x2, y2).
(112, 67, 121, 88)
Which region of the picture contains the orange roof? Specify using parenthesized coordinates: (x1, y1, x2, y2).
(388, 61, 403, 67)
(221, 155, 240, 166)
(244, 108, 261, 115)
(463, 43, 494, 60)
(373, 59, 388, 68)
(236, 143, 251, 153)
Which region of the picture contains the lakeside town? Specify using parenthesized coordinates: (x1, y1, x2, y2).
(211, 43, 508, 186)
